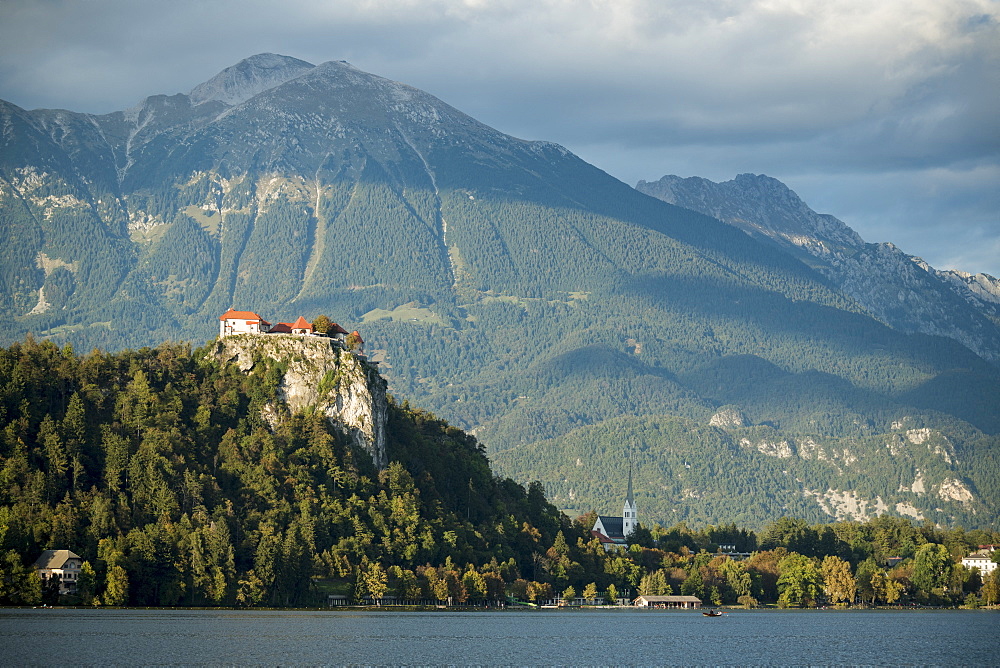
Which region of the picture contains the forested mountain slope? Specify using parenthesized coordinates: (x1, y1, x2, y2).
(1, 54, 997, 529)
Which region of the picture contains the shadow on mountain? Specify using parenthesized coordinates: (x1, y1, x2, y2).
(899, 369, 1000, 434)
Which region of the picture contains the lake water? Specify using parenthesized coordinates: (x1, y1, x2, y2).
(1, 608, 996, 665)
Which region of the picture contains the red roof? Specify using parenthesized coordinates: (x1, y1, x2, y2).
(292, 316, 312, 330)
(350, 330, 364, 343)
(268, 323, 293, 333)
(219, 309, 269, 325)
(329, 323, 349, 335)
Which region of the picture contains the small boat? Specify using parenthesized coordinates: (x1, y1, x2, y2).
(702, 609, 723, 617)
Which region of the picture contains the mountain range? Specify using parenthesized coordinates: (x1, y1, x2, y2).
(1, 53, 997, 530)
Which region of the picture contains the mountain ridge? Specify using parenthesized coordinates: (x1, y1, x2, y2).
(636, 173, 1000, 364)
(1, 54, 997, 530)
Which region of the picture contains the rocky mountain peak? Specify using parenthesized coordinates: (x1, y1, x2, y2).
(637, 173, 1000, 363)
(188, 53, 315, 107)
(637, 173, 864, 251)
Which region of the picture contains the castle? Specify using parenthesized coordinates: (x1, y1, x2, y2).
(218, 309, 363, 353)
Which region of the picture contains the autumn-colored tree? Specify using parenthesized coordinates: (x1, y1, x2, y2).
(312, 315, 332, 335)
(357, 560, 388, 604)
(980, 570, 1000, 606)
(821, 555, 856, 605)
(103, 564, 129, 606)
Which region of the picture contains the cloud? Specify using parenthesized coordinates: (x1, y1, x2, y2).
(0, 0, 997, 275)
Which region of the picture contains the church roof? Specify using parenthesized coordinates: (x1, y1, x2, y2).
(596, 515, 625, 540)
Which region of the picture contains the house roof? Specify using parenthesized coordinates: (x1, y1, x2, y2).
(269, 323, 293, 333)
(34, 549, 81, 569)
(329, 323, 349, 335)
(219, 309, 269, 324)
(350, 331, 364, 343)
(292, 316, 312, 330)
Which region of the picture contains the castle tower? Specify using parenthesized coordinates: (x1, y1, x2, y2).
(622, 461, 637, 536)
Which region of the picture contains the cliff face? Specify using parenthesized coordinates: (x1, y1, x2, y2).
(210, 334, 388, 468)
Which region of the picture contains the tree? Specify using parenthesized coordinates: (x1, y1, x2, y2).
(883, 576, 904, 604)
(527, 580, 551, 603)
(463, 569, 487, 602)
(103, 565, 129, 606)
(981, 570, 1000, 607)
(855, 558, 877, 604)
(236, 571, 265, 607)
(720, 559, 752, 603)
(820, 556, 856, 606)
(358, 560, 388, 604)
(0, 551, 42, 605)
(912, 543, 953, 602)
(77, 561, 97, 605)
(312, 315, 332, 335)
(605, 583, 619, 605)
(681, 566, 704, 598)
(562, 585, 576, 605)
(777, 553, 822, 607)
(582, 582, 598, 604)
(641, 569, 670, 596)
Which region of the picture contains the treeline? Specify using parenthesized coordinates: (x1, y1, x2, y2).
(1, 337, 998, 609)
(620, 516, 1000, 609)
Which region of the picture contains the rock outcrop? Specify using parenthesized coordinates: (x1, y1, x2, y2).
(211, 334, 388, 468)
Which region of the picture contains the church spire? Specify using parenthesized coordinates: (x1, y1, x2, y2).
(627, 460, 634, 504)
(623, 455, 637, 536)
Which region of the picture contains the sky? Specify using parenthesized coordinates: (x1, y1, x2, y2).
(2, 0, 998, 277)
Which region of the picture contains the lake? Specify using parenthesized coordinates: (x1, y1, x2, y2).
(1, 607, 996, 665)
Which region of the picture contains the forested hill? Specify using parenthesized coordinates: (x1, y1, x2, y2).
(0, 337, 573, 606)
(2, 54, 998, 531)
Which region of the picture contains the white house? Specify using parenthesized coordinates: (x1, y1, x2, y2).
(962, 546, 997, 576)
(34, 549, 83, 595)
(219, 309, 271, 336)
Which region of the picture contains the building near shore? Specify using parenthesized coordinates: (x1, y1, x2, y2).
(634, 595, 702, 609)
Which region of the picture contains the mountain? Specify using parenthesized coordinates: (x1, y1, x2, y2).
(1, 55, 998, 530)
(635, 174, 1000, 363)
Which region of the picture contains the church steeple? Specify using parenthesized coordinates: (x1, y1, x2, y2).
(622, 459, 637, 536)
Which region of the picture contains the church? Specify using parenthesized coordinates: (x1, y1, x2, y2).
(591, 466, 637, 551)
